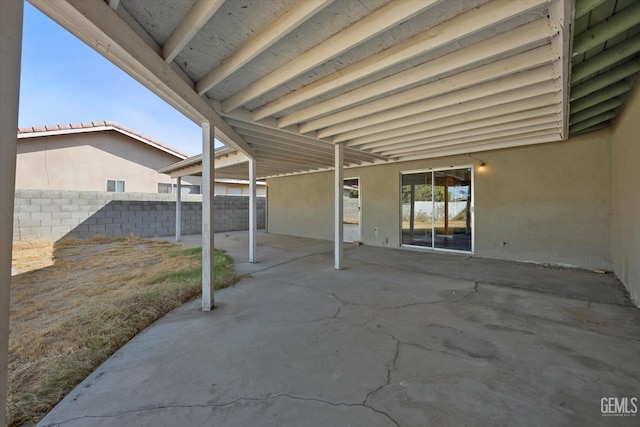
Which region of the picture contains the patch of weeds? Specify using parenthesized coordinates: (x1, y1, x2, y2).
(8, 239, 239, 427)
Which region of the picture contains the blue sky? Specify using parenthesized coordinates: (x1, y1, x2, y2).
(19, 3, 204, 156)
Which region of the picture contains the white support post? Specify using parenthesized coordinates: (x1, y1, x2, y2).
(175, 177, 182, 242)
(335, 143, 344, 269)
(249, 157, 257, 263)
(201, 123, 215, 311)
(0, 1, 24, 424)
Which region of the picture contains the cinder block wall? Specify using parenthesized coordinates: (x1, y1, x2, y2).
(13, 190, 265, 241)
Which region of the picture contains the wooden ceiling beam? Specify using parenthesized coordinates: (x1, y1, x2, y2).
(221, 0, 442, 112)
(360, 106, 561, 152)
(253, 0, 549, 120)
(163, 0, 226, 63)
(571, 34, 640, 84)
(573, 1, 640, 56)
(387, 124, 561, 158)
(318, 65, 559, 138)
(570, 58, 640, 99)
(278, 18, 557, 128)
(570, 82, 630, 113)
(376, 116, 562, 156)
(196, 0, 333, 94)
(393, 131, 562, 162)
(337, 82, 559, 143)
(302, 45, 559, 134)
(348, 93, 560, 147)
(223, 113, 387, 162)
(569, 97, 624, 124)
(575, 0, 608, 19)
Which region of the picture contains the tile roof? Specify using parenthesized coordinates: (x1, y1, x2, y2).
(17, 120, 190, 159)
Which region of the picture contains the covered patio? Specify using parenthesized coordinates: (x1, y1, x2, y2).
(38, 231, 640, 426)
(2, 0, 640, 424)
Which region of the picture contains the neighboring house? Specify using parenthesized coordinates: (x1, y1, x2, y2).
(16, 121, 262, 196)
(16, 121, 201, 194)
(12, 122, 267, 243)
(215, 179, 266, 196)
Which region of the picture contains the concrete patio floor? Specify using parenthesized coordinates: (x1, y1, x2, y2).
(39, 231, 640, 426)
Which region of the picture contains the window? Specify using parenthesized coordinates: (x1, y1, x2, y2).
(107, 180, 125, 192)
(158, 183, 172, 194)
(157, 183, 201, 194)
(185, 184, 201, 195)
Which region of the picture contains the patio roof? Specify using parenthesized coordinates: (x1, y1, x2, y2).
(27, 0, 586, 180)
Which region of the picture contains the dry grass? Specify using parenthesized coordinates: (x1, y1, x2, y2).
(10, 241, 55, 275)
(8, 235, 238, 427)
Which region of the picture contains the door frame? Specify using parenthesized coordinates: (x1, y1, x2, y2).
(399, 165, 474, 254)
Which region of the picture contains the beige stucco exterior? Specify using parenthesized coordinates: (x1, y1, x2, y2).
(268, 127, 614, 271)
(611, 82, 640, 303)
(214, 181, 267, 197)
(16, 130, 201, 193)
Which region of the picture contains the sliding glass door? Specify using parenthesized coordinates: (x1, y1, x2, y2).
(401, 172, 432, 247)
(402, 167, 472, 252)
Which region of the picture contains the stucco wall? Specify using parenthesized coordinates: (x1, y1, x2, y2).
(267, 133, 612, 270)
(214, 182, 267, 196)
(268, 172, 334, 240)
(612, 82, 640, 304)
(16, 130, 201, 192)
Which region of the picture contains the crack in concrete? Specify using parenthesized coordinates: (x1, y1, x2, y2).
(459, 281, 480, 301)
(43, 393, 400, 427)
(284, 276, 480, 318)
(280, 280, 374, 325)
(379, 282, 480, 311)
(364, 339, 400, 405)
(359, 323, 493, 392)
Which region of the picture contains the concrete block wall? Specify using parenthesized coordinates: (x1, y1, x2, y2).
(214, 194, 266, 232)
(13, 190, 265, 241)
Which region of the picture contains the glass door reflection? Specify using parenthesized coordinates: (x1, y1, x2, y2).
(401, 172, 433, 247)
(434, 169, 472, 251)
(402, 168, 472, 252)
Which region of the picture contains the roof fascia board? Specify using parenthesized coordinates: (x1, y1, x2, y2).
(159, 150, 249, 177)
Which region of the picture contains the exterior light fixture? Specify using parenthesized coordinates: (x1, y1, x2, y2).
(467, 153, 486, 171)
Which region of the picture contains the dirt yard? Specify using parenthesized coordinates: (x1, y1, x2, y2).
(8, 236, 237, 427)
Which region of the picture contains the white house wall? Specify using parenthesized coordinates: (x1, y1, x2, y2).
(612, 81, 640, 304)
(16, 130, 201, 192)
(267, 133, 613, 271)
